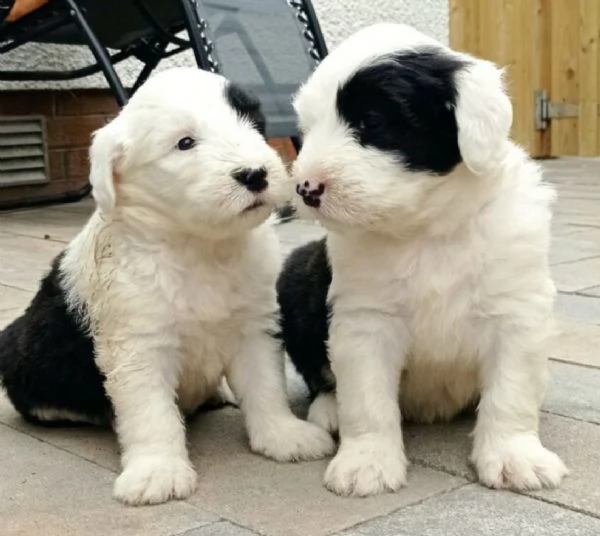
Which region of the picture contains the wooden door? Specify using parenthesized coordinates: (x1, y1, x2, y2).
(449, 0, 600, 158)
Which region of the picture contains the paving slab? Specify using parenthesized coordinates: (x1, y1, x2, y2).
(41, 198, 95, 215)
(581, 285, 600, 297)
(551, 320, 600, 368)
(0, 425, 217, 536)
(551, 222, 585, 237)
(550, 235, 600, 265)
(0, 284, 33, 329)
(0, 392, 465, 536)
(555, 292, 600, 325)
(550, 242, 600, 266)
(551, 257, 600, 293)
(341, 484, 600, 536)
(175, 522, 259, 536)
(0, 284, 32, 313)
(185, 408, 465, 536)
(554, 186, 600, 200)
(0, 234, 64, 292)
(403, 412, 600, 518)
(0, 390, 121, 472)
(0, 257, 52, 293)
(544, 361, 600, 424)
(0, 208, 86, 243)
(8, 368, 597, 525)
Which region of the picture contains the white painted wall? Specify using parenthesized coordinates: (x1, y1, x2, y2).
(0, 0, 448, 90)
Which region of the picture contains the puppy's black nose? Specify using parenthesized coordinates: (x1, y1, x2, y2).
(233, 167, 268, 193)
(296, 180, 325, 208)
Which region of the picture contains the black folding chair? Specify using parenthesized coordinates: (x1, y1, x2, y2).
(0, 0, 327, 209)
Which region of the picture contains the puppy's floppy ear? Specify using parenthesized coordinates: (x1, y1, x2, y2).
(454, 59, 512, 175)
(89, 119, 125, 213)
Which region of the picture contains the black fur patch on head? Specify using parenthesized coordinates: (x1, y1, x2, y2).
(225, 82, 267, 137)
(277, 238, 335, 399)
(0, 253, 112, 426)
(336, 47, 465, 175)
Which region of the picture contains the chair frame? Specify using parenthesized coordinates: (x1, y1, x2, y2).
(0, 0, 327, 209)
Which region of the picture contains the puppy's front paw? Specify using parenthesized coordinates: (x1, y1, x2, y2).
(472, 434, 568, 491)
(114, 455, 197, 505)
(249, 416, 336, 462)
(324, 435, 407, 497)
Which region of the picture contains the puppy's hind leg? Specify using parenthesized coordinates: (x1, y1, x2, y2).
(226, 325, 336, 462)
(26, 407, 109, 427)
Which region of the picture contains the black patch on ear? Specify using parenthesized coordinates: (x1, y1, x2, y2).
(336, 48, 465, 175)
(225, 82, 267, 137)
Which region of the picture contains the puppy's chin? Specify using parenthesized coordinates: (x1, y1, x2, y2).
(237, 201, 273, 226)
(197, 201, 274, 240)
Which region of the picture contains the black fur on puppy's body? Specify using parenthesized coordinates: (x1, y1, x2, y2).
(0, 253, 112, 426)
(276, 238, 335, 400)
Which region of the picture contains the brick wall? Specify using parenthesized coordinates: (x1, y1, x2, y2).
(0, 89, 296, 207)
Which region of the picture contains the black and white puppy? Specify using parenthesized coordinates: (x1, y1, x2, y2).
(277, 24, 567, 497)
(0, 67, 334, 505)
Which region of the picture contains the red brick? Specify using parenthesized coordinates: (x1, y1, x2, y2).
(47, 150, 66, 181)
(0, 91, 54, 116)
(64, 149, 90, 180)
(55, 90, 119, 117)
(47, 115, 108, 149)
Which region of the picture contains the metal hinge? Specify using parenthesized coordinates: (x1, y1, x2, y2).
(534, 90, 579, 131)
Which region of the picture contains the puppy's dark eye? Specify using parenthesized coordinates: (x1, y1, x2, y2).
(358, 114, 385, 132)
(177, 137, 196, 151)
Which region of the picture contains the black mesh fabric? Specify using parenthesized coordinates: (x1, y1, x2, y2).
(197, 0, 321, 137)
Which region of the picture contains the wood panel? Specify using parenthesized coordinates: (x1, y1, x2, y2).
(449, 0, 549, 156)
(536, 0, 552, 157)
(449, 0, 550, 156)
(449, 0, 480, 53)
(450, 0, 600, 157)
(550, 0, 580, 155)
(578, 0, 600, 156)
(503, 0, 544, 155)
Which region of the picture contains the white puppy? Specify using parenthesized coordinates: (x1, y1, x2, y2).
(277, 24, 568, 497)
(0, 67, 334, 505)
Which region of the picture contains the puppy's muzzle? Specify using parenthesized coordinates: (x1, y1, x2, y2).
(296, 180, 325, 208)
(233, 167, 268, 193)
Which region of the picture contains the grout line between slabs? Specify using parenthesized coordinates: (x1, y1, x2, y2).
(0, 229, 70, 244)
(551, 254, 600, 267)
(540, 408, 600, 427)
(328, 481, 472, 535)
(0, 281, 34, 293)
(514, 490, 600, 521)
(0, 419, 118, 474)
(548, 356, 600, 370)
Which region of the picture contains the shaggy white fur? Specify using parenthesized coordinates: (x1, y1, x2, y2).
(60, 68, 334, 505)
(291, 24, 568, 497)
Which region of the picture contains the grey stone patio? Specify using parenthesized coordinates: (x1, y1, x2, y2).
(1, 157, 599, 536)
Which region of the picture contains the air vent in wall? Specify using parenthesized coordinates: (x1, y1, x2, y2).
(0, 116, 49, 188)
